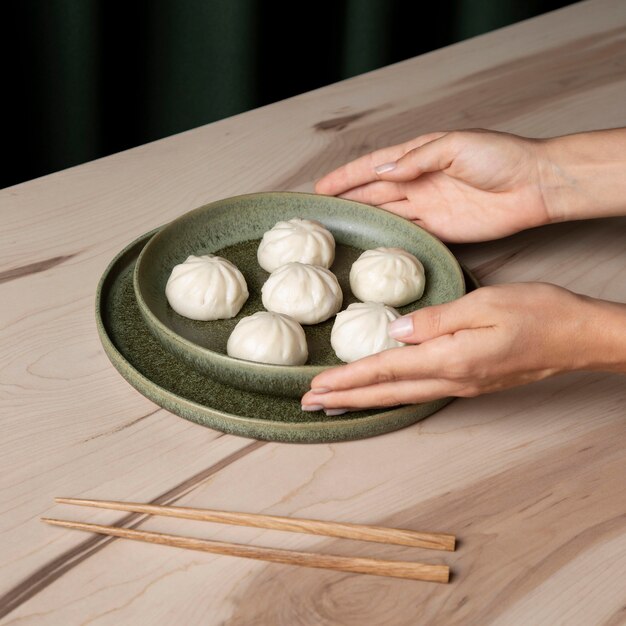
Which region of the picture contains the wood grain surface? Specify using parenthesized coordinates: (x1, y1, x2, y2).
(1, 0, 625, 623)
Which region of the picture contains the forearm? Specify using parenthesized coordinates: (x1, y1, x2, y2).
(538, 128, 626, 223)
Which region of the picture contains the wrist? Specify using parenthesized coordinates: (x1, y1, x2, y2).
(576, 296, 626, 374)
(537, 129, 626, 224)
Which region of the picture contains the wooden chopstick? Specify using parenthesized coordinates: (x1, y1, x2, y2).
(55, 497, 455, 552)
(41, 518, 449, 583)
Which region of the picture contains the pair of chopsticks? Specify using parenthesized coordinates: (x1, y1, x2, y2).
(42, 497, 455, 583)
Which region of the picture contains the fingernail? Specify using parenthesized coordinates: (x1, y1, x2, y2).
(374, 162, 397, 175)
(301, 404, 324, 412)
(389, 316, 414, 339)
(311, 387, 331, 394)
(324, 408, 348, 416)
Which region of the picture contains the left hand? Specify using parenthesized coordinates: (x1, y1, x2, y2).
(314, 129, 553, 243)
(300, 283, 621, 413)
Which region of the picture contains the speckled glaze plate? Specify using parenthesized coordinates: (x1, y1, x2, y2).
(134, 192, 466, 398)
(98, 231, 478, 444)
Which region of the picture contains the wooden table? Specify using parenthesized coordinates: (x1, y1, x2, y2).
(2, 1, 625, 623)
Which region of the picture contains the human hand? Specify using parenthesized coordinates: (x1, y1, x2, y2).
(316, 129, 553, 243)
(301, 283, 626, 413)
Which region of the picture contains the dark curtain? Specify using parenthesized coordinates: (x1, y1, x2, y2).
(2, 0, 574, 188)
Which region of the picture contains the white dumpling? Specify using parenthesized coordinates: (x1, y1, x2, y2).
(350, 247, 425, 307)
(257, 218, 335, 272)
(261, 262, 343, 324)
(227, 311, 308, 365)
(331, 301, 405, 363)
(165, 255, 248, 321)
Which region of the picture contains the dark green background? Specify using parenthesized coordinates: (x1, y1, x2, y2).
(3, 0, 573, 189)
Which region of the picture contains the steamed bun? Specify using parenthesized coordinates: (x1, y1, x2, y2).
(331, 301, 404, 363)
(165, 255, 248, 321)
(257, 218, 335, 272)
(227, 311, 308, 365)
(349, 247, 425, 307)
(261, 262, 342, 324)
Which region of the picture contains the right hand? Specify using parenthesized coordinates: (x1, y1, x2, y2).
(301, 282, 626, 412)
(315, 129, 553, 243)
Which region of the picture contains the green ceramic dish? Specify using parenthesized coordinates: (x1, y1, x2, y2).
(134, 192, 466, 398)
(97, 231, 479, 444)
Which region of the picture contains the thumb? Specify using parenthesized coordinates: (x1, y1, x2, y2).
(388, 291, 485, 344)
(374, 133, 458, 181)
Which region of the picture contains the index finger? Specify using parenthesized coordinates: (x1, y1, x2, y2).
(315, 132, 447, 196)
(308, 336, 452, 394)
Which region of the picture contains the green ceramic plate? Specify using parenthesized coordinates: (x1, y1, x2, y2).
(134, 192, 466, 398)
(98, 231, 479, 444)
